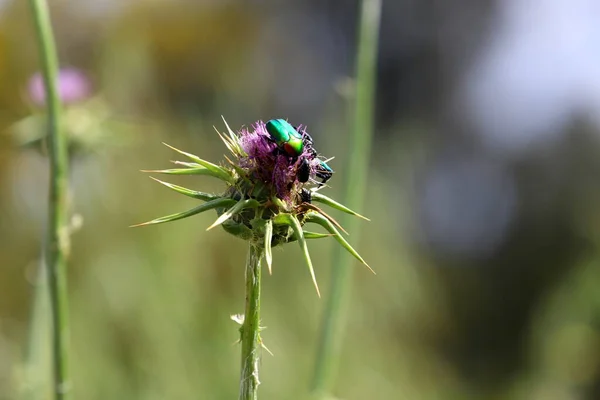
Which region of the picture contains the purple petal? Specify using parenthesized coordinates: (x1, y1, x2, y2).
(237, 120, 319, 201)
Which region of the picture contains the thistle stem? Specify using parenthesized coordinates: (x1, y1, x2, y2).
(311, 0, 381, 395)
(27, 0, 71, 399)
(239, 244, 264, 400)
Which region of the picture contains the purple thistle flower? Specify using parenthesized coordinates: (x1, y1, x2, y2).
(237, 121, 318, 201)
(27, 68, 92, 106)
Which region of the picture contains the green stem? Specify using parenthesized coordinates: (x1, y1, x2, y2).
(239, 244, 264, 400)
(23, 257, 51, 400)
(28, 1, 71, 399)
(311, 0, 381, 395)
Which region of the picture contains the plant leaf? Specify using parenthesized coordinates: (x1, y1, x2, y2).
(221, 219, 254, 240)
(148, 177, 219, 201)
(215, 128, 236, 154)
(264, 219, 273, 275)
(306, 212, 375, 274)
(303, 231, 334, 239)
(223, 155, 250, 183)
(162, 142, 233, 183)
(300, 203, 348, 235)
(274, 213, 321, 297)
(270, 196, 290, 213)
(215, 127, 244, 157)
(311, 191, 370, 221)
(221, 115, 238, 142)
(130, 198, 236, 227)
(285, 231, 334, 243)
(141, 167, 221, 177)
(206, 198, 260, 231)
(170, 160, 202, 168)
(219, 116, 247, 157)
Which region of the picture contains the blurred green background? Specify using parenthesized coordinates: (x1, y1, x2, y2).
(3, 1, 600, 399)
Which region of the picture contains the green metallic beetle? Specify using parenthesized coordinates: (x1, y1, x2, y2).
(265, 119, 304, 157)
(266, 118, 334, 186)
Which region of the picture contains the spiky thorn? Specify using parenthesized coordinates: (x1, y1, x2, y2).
(305, 212, 375, 275)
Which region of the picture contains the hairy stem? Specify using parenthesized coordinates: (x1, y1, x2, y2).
(239, 244, 264, 400)
(311, 0, 382, 395)
(28, 0, 71, 399)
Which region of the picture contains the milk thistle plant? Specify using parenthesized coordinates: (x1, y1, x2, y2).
(134, 117, 373, 399)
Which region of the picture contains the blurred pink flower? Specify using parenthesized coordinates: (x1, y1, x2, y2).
(27, 68, 92, 106)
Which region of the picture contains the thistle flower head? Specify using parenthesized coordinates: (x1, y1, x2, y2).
(27, 68, 92, 106)
(237, 121, 321, 201)
(12, 68, 132, 156)
(134, 117, 374, 296)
